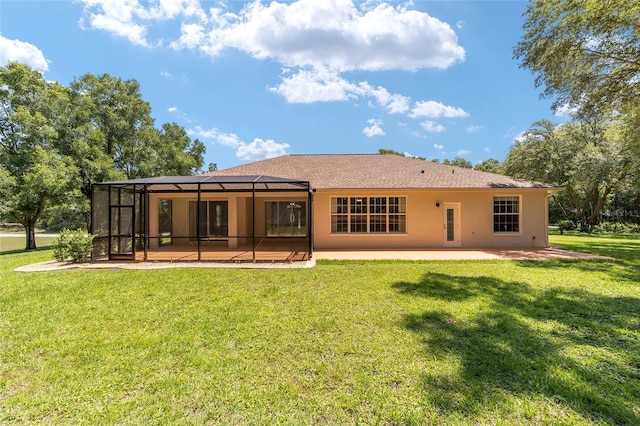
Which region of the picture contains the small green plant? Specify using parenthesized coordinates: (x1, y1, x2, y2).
(53, 229, 95, 263)
(557, 219, 576, 235)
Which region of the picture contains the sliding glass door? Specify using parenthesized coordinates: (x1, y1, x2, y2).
(189, 201, 228, 239)
(266, 201, 307, 237)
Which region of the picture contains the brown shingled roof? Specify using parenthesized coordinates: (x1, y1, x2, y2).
(204, 154, 558, 190)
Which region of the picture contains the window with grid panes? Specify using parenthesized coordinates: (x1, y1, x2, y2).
(493, 196, 520, 233)
(388, 197, 406, 232)
(331, 196, 406, 233)
(350, 197, 368, 232)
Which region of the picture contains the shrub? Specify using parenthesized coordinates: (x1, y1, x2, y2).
(558, 220, 576, 234)
(591, 222, 640, 234)
(53, 229, 95, 263)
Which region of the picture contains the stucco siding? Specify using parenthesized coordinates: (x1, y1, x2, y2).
(147, 188, 549, 251)
(312, 189, 550, 249)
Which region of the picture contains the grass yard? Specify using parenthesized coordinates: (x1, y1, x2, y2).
(0, 233, 638, 424)
(0, 235, 57, 254)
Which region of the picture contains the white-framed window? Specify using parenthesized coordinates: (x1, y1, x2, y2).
(493, 196, 520, 233)
(331, 196, 406, 233)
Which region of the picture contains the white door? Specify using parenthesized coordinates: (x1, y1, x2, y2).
(443, 203, 460, 247)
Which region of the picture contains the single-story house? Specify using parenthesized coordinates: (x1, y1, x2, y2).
(90, 154, 560, 262)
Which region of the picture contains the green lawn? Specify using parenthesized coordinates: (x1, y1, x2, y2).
(0, 233, 638, 424)
(0, 235, 57, 254)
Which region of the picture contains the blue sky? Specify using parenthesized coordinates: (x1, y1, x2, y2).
(0, 0, 564, 170)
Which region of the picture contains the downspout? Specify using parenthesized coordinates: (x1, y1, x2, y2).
(545, 190, 556, 247)
(197, 183, 202, 261)
(90, 183, 95, 259)
(252, 181, 256, 262)
(131, 185, 136, 261)
(308, 186, 314, 259)
(143, 184, 148, 261)
(107, 185, 112, 260)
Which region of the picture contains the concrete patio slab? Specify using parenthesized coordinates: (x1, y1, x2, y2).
(313, 246, 613, 261)
(13, 246, 612, 272)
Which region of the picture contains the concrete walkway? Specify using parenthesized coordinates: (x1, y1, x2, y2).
(13, 246, 612, 272)
(313, 246, 612, 261)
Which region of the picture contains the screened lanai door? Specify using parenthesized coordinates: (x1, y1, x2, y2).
(109, 187, 136, 260)
(110, 205, 134, 259)
(92, 184, 144, 261)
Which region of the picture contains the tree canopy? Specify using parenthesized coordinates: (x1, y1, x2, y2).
(503, 119, 636, 230)
(515, 0, 640, 119)
(0, 63, 205, 249)
(0, 63, 77, 248)
(442, 157, 473, 169)
(473, 158, 503, 174)
(378, 148, 426, 160)
(67, 73, 205, 181)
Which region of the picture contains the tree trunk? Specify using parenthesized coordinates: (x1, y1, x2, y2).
(24, 222, 37, 250)
(552, 194, 569, 219)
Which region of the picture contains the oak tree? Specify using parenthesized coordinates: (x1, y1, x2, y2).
(515, 0, 640, 119)
(0, 63, 76, 249)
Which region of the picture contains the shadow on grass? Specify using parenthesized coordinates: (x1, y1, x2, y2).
(0, 245, 54, 256)
(514, 258, 640, 285)
(394, 273, 640, 424)
(551, 232, 640, 262)
(540, 233, 640, 283)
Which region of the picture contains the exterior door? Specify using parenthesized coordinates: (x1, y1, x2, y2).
(189, 201, 229, 240)
(109, 205, 135, 259)
(443, 203, 461, 247)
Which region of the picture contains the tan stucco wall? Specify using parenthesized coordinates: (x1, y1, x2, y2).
(147, 188, 550, 250)
(147, 192, 308, 249)
(312, 189, 550, 249)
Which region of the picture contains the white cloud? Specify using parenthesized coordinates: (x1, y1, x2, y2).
(362, 83, 410, 114)
(484, 147, 491, 152)
(78, 1, 469, 123)
(160, 71, 173, 77)
(0, 35, 49, 71)
(421, 120, 446, 133)
(80, 0, 464, 72)
(167, 106, 178, 112)
(207, 0, 464, 71)
(269, 66, 360, 103)
(188, 126, 289, 160)
(466, 125, 482, 133)
(79, 0, 149, 46)
(136, 0, 206, 21)
(270, 67, 416, 115)
(171, 23, 206, 50)
(456, 20, 465, 29)
(77, 1, 471, 128)
(457, 149, 470, 156)
(554, 102, 579, 118)
(363, 118, 385, 137)
(189, 126, 241, 146)
(433, 143, 444, 150)
(513, 131, 527, 144)
(217, 133, 243, 148)
(410, 100, 469, 118)
(79, 0, 207, 46)
(237, 138, 290, 160)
